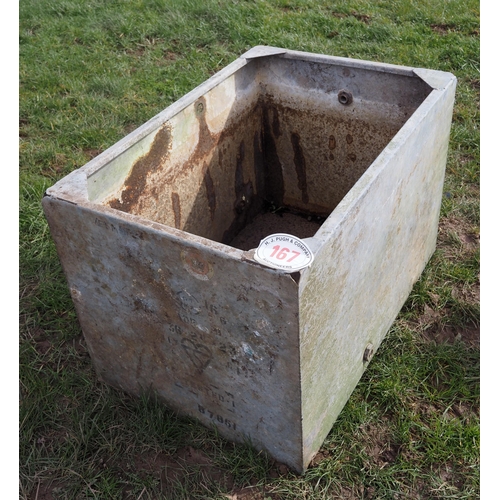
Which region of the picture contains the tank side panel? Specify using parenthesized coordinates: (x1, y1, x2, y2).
(298, 80, 456, 468)
(42, 199, 303, 471)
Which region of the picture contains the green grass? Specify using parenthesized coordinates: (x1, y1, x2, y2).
(20, 0, 479, 498)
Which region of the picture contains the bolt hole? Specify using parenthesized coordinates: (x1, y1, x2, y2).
(196, 101, 205, 114)
(363, 343, 374, 363)
(338, 89, 353, 105)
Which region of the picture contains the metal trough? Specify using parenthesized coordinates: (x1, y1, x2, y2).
(42, 46, 456, 472)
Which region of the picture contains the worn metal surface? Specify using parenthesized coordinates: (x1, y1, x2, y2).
(43, 198, 303, 466)
(298, 72, 457, 468)
(43, 46, 456, 473)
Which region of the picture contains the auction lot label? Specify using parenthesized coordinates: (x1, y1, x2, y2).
(254, 233, 314, 272)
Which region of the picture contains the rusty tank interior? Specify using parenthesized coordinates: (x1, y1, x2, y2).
(89, 55, 433, 249)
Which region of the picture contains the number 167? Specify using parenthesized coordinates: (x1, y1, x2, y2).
(269, 245, 300, 262)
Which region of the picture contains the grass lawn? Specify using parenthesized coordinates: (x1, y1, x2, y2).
(19, 0, 479, 498)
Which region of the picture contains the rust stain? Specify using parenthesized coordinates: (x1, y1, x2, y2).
(181, 248, 214, 281)
(272, 107, 281, 137)
(291, 132, 309, 204)
(253, 129, 266, 196)
(204, 165, 216, 221)
(107, 89, 403, 243)
(261, 105, 285, 207)
(234, 140, 253, 214)
(171, 192, 181, 229)
(184, 97, 264, 242)
(109, 124, 172, 212)
(235, 141, 245, 195)
(191, 97, 216, 164)
(256, 95, 404, 216)
(221, 135, 261, 244)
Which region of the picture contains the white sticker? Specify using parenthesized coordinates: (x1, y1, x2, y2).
(254, 233, 314, 272)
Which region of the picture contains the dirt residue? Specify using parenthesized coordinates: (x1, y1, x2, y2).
(28, 480, 69, 500)
(126, 446, 284, 499)
(230, 211, 323, 251)
(261, 104, 285, 208)
(171, 191, 181, 228)
(431, 23, 457, 34)
(133, 446, 234, 495)
(204, 165, 217, 220)
(331, 11, 371, 23)
(224, 485, 279, 499)
(84, 148, 103, 160)
(421, 323, 480, 347)
(438, 215, 479, 257)
(358, 422, 402, 468)
(291, 132, 309, 204)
